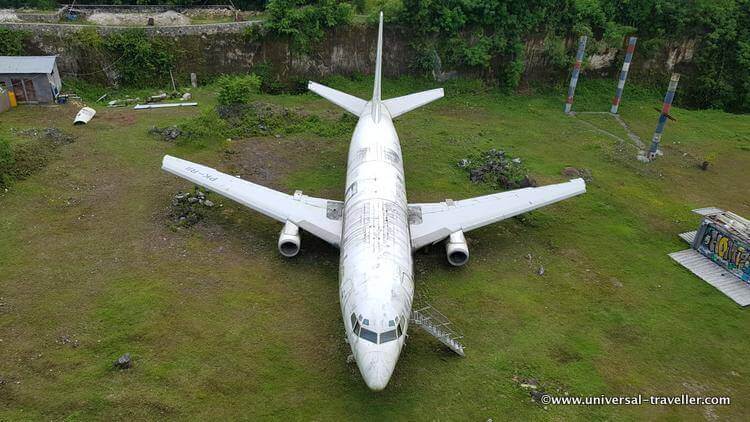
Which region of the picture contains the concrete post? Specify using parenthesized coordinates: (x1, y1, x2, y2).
(648, 73, 680, 158)
(610, 36, 637, 114)
(564, 35, 587, 114)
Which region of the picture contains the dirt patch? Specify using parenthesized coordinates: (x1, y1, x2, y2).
(98, 111, 137, 126)
(220, 137, 323, 191)
(88, 11, 190, 26)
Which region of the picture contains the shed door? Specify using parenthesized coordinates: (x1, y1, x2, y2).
(23, 79, 36, 102)
(11, 79, 26, 102)
(10, 79, 37, 103)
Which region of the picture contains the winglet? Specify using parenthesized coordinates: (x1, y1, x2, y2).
(371, 11, 384, 122)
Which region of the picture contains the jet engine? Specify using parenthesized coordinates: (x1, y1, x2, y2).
(278, 221, 301, 257)
(445, 230, 469, 266)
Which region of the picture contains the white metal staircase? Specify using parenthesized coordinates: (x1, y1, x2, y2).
(411, 305, 466, 357)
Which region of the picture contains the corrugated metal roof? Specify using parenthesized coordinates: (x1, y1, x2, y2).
(670, 249, 750, 306)
(0, 56, 57, 74)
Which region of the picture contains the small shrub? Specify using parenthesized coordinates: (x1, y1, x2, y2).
(216, 74, 262, 106)
(179, 109, 231, 145)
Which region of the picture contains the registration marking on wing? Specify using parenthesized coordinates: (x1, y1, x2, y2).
(185, 166, 219, 182)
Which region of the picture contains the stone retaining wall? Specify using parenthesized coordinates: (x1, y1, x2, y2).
(0, 20, 259, 36)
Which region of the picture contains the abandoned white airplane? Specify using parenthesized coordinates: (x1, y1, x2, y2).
(162, 13, 586, 391)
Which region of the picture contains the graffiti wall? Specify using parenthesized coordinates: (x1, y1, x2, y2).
(697, 224, 750, 282)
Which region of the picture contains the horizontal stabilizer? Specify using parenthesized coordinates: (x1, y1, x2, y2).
(383, 88, 444, 119)
(308, 81, 368, 116)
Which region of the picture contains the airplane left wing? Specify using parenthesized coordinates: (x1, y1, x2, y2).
(409, 178, 586, 250)
(162, 155, 342, 246)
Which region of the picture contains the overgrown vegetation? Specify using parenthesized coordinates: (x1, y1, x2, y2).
(101, 29, 176, 87)
(178, 101, 356, 145)
(264, 0, 353, 52)
(0, 28, 29, 56)
(390, 0, 750, 112)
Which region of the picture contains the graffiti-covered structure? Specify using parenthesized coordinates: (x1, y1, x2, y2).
(693, 211, 750, 282)
(0, 56, 61, 104)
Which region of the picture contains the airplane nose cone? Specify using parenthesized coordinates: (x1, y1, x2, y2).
(358, 351, 397, 391)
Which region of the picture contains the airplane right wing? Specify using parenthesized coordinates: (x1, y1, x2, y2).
(409, 178, 586, 250)
(162, 155, 342, 246)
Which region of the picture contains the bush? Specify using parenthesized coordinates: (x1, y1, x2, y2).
(216, 74, 262, 105)
(265, 0, 353, 52)
(102, 29, 175, 87)
(0, 29, 29, 56)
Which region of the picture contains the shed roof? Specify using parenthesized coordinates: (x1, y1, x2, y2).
(0, 56, 57, 74)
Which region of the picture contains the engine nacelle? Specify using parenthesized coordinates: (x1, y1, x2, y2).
(445, 230, 469, 266)
(278, 221, 301, 257)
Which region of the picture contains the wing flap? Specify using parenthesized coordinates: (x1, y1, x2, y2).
(410, 178, 586, 249)
(162, 155, 342, 246)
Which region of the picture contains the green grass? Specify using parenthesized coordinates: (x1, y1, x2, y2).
(0, 77, 749, 420)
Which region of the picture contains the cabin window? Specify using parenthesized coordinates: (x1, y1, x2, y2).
(388, 320, 395, 327)
(363, 319, 369, 326)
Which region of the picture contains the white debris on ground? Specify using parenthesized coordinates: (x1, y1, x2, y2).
(88, 10, 191, 26)
(0, 9, 20, 22)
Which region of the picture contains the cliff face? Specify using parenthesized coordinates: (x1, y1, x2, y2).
(10, 21, 695, 87)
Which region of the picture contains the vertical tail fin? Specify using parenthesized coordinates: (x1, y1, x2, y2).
(372, 11, 384, 122)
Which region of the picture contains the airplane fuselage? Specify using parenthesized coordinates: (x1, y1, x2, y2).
(339, 103, 413, 390)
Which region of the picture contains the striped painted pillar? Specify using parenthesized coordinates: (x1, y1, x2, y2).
(648, 73, 680, 158)
(564, 35, 587, 114)
(610, 36, 637, 114)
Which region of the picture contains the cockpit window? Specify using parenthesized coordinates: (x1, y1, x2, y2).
(359, 327, 377, 343)
(350, 313, 404, 344)
(380, 329, 398, 343)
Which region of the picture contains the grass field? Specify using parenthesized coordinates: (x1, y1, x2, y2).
(1, 77, 749, 420)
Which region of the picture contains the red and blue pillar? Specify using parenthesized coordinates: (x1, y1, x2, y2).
(610, 36, 637, 114)
(648, 73, 680, 158)
(564, 35, 587, 114)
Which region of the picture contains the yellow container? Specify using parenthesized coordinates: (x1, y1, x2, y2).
(8, 91, 17, 107)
